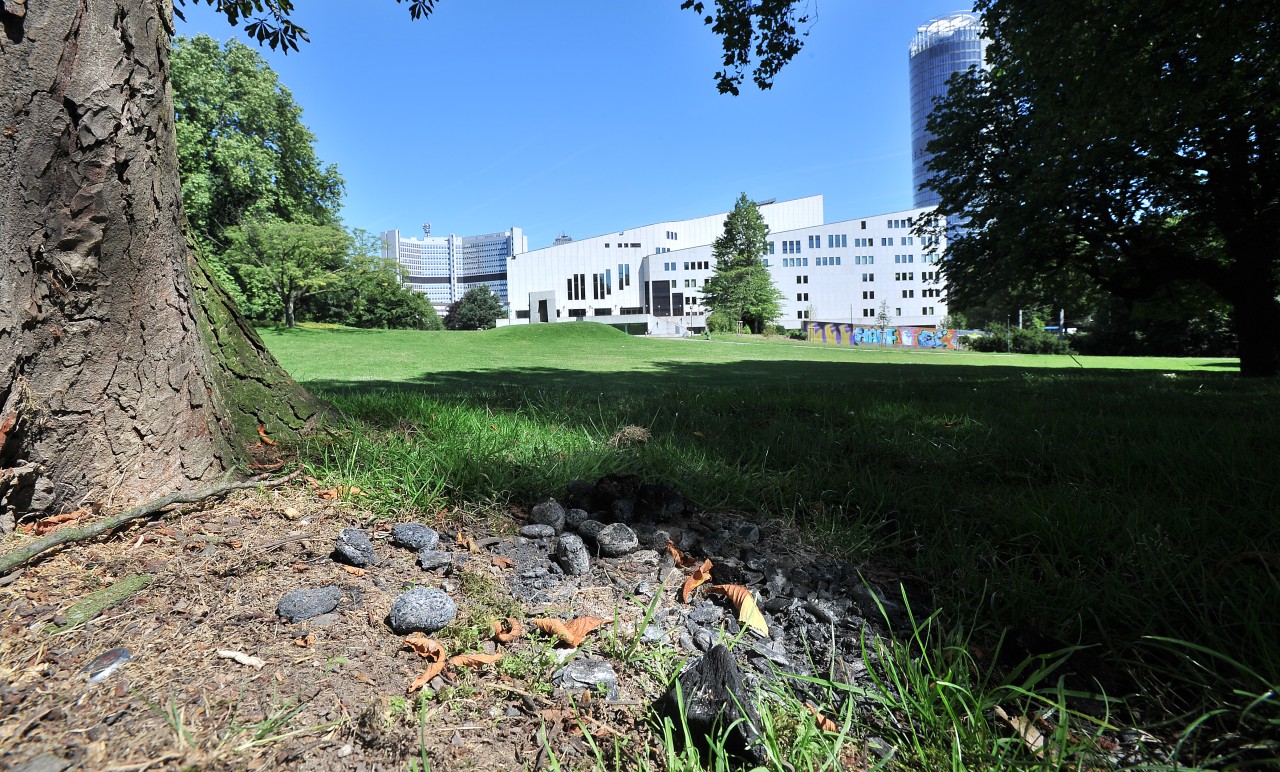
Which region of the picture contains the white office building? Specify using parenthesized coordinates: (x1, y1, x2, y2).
(381, 226, 527, 313)
(504, 196, 947, 333)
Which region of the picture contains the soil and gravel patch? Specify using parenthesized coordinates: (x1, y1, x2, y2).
(0, 474, 1164, 770)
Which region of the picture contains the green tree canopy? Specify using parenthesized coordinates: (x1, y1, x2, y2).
(171, 33, 344, 251)
(221, 219, 351, 327)
(702, 193, 783, 333)
(302, 231, 444, 330)
(444, 286, 506, 331)
(925, 0, 1280, 375)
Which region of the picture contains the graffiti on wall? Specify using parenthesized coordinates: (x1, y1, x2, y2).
(806, 323, 972, 349)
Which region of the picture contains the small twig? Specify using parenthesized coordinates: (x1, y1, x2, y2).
(0, 471, 301, 575)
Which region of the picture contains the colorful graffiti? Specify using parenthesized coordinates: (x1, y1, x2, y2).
(806, 323, 975, 350)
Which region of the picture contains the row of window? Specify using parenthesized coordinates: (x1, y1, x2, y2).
(770, 235, 917, 254)
(797, 292, 809, 301)
(664, 231, 680, 240)
(816, 256, 840, 266)
(780, 239, 802, 254)
(683, 278, 698, 288)
(807, 235, 822, 249)
(781, 257, 807, 267)
(882, 237, 914, 246)
(684, 260, 709, 270)
(887, 218, 914, 229)
(605, 242, 640, 248)
(894, 254, 915, 264)
(828, 234, 849, 248)
(922, 288, 943, 298)
(656, 247, 672, 254)
(854, 255, 875, 265)
(895, 272, 915, 281)
(858, 306, 937, 318)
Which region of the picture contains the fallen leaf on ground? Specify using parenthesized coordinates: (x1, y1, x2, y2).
(491, 556, 516, 570)
(256, 425, 277, 446)
(291, 563, 309, 573)
(405, 635, 449, 692)
(216, 650, 265, 670)
(665, 540, 700, 569)
(994, 705, 1048, 759)
(294, 634, 315, 648)
(403, 634, 447, 661)
(806, 703, 839, 732)
(19, 510, 88, 535)
(408, 661, 449, 693)
(340, 565, 366, 577)
(491, 618, 524, 643)
(706, 584, 770, 636)
(448, 653, 503, 668)
(531, 616, 610, 647)
(680, 559, 714, 602)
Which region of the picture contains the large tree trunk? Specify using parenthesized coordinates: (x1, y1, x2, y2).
(0, 0, 321, 527)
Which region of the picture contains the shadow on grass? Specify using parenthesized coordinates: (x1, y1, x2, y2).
(298, 356, 1235, 398)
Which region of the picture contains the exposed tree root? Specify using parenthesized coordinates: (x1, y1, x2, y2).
(0, 471, 301, 575)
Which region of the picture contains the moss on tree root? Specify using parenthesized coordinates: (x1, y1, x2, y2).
(188, 232, 328, 448)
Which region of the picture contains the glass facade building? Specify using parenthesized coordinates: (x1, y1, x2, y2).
(909, 12, 988, 208)
(381, 227, 526, 312)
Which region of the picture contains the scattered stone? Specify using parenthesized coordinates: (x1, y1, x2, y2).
(591, 473, 642, 511)
(576, 519, 607, 543)
(334, 528, 376, 567)
(520, 524, 556, 539)
(81, 647, 132, 683)
(596, 523, 639, 557)
(277, 586, 343, 623)
(553, 659, 619, 700)
(564, 508, 589, 530)
(417, 550, 453, 571)
(660, 644, 765, 765)
(529, 499, 566, 531)
(700, 529, 733, 557)
(636, 483, 685, 521)
(391, 523, 440, 551)
(389, 588, 457, 634)
(554, 533, 591, 576)
(308, 612, 342, 629)
(564, 479, 595, 511)
(608, 498, 635, 523)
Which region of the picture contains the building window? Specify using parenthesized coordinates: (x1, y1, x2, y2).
(863, 308, 875, 318)
(767, 241, 775, 254)
(896, 307, 902, 316)
(796, 292, 808, 301)
(902, 289, 914, 298)
(860, 221, 866, 229)
(862, 290, 874, 299)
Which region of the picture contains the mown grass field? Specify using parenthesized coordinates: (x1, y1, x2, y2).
(262, 323, 1278, 769)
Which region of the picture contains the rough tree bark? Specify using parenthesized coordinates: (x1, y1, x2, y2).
(0, 0, 322, 528)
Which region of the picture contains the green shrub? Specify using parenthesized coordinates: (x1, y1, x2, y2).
(705, 311, 736, 334)
(965, 326, 1072, 354)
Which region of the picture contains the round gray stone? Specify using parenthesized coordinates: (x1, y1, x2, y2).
(392, 523, 440, 551)
(564, 508, 589, 530)
(529, 499, 566, 531)
(418, 549, 453, 570)
(576, 519, 607, 542)
(554, 533, 591, 576)
(277, 586, 342, 623)
(553, 659, 619, 700)
(520, 524, 556, 539)
(389, 588, 457, 634)
(334, 528, 376, 567)
(608, 498, 635, 523)
(596, 522, 639, 557)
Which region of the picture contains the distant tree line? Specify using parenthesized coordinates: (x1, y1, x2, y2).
(172, 35, 441, 330)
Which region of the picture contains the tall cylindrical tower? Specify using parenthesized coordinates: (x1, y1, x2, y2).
(909, 11, 988, 208)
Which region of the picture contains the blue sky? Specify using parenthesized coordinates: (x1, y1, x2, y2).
(175, 1, 971, 249)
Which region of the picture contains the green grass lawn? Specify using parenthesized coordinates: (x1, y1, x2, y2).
(262, 323, 1278, 768)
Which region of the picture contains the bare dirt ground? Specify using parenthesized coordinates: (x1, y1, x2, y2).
(1, 486, 688, 771)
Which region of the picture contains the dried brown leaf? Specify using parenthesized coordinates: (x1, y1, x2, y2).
(706, 584, 769, 636)
(491, 617, 524, 643)
(994, 706, 1048, 759)
(491, 556, 516, 570)
(340, 565, 366, 577)
(805, 702, 839, 732)
(448, 652, 503, 668)
(257, 425, 277, 446)
(680, 559, 714, 603)
(294, 633, 315, 648)
(665, 540, 700, 569)
(408, 661, 448, 693)
(403, 634, 447, 661)
(531, 616, 609, 647)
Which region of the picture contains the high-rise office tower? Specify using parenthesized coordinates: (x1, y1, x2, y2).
(909, 11, 989, 208)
